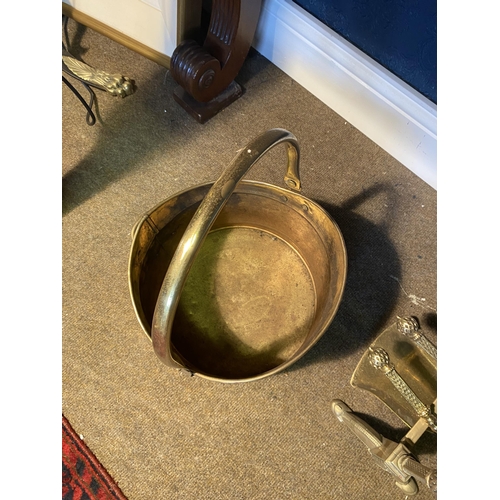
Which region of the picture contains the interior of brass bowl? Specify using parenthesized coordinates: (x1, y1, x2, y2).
(129, 181, 347, 381)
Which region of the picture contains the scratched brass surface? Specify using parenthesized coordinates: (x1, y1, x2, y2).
(129, 179, 347, 382)
(351, 321, 437, 427)
(63, 20, 438, 500)
(173, 227, 316, 379)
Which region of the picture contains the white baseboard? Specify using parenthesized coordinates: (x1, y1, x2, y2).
(253, 0, 437, 190)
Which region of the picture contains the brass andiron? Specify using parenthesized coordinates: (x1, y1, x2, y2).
(62, 48, 134, 98)
(368, 346, 437, 432)
(396, 316, 437, 360)
(62, 15, 134, 125)
(333, 316, 437, 496)
(169, 0, 262, 123)
(332, 399, 437, 496)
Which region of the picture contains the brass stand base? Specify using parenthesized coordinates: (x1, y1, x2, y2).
(332, 316, 438, 496)
(173, 81, 243, 124)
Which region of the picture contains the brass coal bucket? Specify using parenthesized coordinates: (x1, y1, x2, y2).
(128, 129, 347, 382)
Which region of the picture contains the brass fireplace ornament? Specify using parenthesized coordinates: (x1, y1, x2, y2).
(62, 48, 134, 98)
(332, 316, 437, 496)
(128, 128, 347, 382)
(62, 14, 135, 126)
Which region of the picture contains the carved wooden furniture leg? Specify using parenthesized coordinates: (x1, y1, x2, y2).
(170, 0, 262, 123)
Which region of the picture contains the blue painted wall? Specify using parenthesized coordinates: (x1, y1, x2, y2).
(293, 0, 437, 103)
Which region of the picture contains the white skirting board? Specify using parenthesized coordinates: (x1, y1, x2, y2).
(253, 0, 437, 190)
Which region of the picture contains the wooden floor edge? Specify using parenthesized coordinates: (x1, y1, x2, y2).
(62, 3, 171, 69)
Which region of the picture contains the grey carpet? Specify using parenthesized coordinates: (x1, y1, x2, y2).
(62, 18, 437, 500)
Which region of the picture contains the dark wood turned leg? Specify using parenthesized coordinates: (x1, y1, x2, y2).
(170, 0, 262, 123)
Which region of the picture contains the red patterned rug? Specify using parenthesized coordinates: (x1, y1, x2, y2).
(62, 416, 128, 500)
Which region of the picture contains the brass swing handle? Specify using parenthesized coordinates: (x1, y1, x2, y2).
(151, 128, 301, 370)
(170, 0, 262, 103)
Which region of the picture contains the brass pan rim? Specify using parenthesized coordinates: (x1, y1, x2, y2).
(128, 129, 347, 382)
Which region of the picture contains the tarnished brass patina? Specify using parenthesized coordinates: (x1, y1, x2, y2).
(351, 316, 437, 428)
(332, 316, 437, 496)
(62, 51, 134, 97)
(332, 399, 437, 496)
(129, 129, 347, 382)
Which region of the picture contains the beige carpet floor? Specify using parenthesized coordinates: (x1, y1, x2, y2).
(62, 17, 437, 500)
